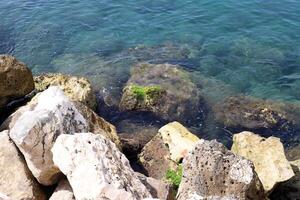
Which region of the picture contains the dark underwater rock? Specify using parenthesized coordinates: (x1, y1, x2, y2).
(214, 96, 300, 141)
(119, 63, 206, 125)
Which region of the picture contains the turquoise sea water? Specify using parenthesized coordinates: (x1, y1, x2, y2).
(1, 0, 300, 146)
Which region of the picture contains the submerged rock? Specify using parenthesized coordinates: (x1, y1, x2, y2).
(0, 130, 46, 200)
(34, 73, 96, 110)
(214, 96, 298, 138)
(231, 131, 295, 193)
(52, 133, 152, 200)
(120, 63, 206, 124)
(138, 122, 199, 179)
(8, 86, 89, 185)
(49, 179, 75, 200)
(0, 55, 34, 109)
(177, 139, 265, 200)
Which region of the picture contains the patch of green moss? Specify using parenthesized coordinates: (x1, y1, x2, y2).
(130, 85, 163, 100)
(165, 165, 183, 189)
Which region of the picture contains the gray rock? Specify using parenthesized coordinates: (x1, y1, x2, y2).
(0, 130, 46, 200)
(176, 139, 265, 200)
(0, 55, 34, 108)
(9, 86, 88, 185)
(52, 133, 152, 200)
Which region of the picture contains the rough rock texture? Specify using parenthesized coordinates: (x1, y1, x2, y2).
(0, 130, 46, 200)
(0, 55, 34, 108)
(136, 172, 174, 200)
(231, 131, 295, 193)
(34, 73, 96, 110)
(138, 133, 178, 180)
(49, 179, 75, 200)
(119, 63, 206, 124)
(177, 139, 265, 200)
(214, 96, 296, 133)
(159, 121, 199, 162)
(9, 86, 88, 185)
(73, 101, 121, 149)
(138, 122, 198, 179)
(269, 159, 300, 200)
(52, 133, 152, 200)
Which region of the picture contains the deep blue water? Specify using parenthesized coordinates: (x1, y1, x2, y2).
(1, 0, 300, 146)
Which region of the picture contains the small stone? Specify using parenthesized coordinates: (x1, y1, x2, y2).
(49, 179, 75, 200)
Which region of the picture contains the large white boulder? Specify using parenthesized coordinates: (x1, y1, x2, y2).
(52, 133, 152, 200)
(9, 86, 89, 185)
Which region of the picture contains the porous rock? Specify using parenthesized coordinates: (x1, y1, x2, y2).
(177, 139, 265, 200)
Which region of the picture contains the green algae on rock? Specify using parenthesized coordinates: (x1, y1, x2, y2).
(119, 63, 206, 125)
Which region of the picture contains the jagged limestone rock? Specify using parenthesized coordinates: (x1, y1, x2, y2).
(52, 133, 152, 200)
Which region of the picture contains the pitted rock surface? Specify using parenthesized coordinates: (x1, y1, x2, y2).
(177, 139, 265, 200)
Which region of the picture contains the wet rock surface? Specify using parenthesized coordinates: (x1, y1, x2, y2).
(8, 86, 88, 185)
(120, 63, 206, 125)
(232, 131, 295, 193)
(52, 132, 152, 200)
(0, 55, 34, 109)
(214, 96, 300, 143)
(177, 139, 265, 200)
(34, 73, 96, 110)
(0, 130, 46, 200)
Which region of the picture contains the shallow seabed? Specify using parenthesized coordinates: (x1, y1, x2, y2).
(1, 0, 300, 147)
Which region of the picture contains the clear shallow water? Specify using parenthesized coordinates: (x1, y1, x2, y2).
(1, 0, 300, 146)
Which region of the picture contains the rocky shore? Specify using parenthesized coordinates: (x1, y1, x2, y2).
(0, 54, 300, 200)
